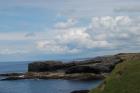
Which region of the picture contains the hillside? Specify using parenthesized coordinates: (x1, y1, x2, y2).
(90, 53, 140, 93)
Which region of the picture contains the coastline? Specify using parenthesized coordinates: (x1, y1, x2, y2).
(0, 53, 139, 93)
(0, 53, 123, 81)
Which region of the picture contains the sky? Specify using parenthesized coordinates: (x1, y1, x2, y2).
(0, 0, 140, 62)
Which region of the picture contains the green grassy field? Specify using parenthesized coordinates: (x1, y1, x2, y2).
(90, 56, 140, 93)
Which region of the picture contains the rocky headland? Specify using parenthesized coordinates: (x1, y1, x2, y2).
(0, 53, 126, 80)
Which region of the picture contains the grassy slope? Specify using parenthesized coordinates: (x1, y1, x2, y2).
(90, 53, 140, 93)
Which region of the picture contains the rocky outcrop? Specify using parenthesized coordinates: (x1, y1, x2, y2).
(65, 65, 110, 74)
(66, 55, 122, 74)
(0, 73, 24, 76)
(28, 61, 64, 72)
(70, 90, 89, 93)
(28, 55, 122, 73)
(28, 60, 100, 72)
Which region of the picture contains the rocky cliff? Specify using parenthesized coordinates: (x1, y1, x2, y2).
(28, 55, 122, 74)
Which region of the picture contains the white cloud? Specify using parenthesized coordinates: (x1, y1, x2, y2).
(54, 18, 77, 29)
(0, 16, 140, 55)
(54, 28, 111, 49)
(37, 22, 112, 54)
(91, 16, 132, 30)
(90, 16, 140, 47)
(36, 16, 140, 54)
(37, 40, 80, 54)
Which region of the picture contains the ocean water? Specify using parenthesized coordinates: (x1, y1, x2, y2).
(0, 62, 102, 93)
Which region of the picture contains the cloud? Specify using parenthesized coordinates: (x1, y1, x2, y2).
(36, 16, 140, 54)
(54, 28, 111, 49)
(54, 18, 77, 29)
(37, 40, 80, 54)
(0, 31, 51, 41)
(0, 16, 140, 56)
(0, 48, 28, 55)
(1, 0, 140, 18)
(36, 19, 113, 54)
(89, 16, 140, 47)
(91, 16, 134, 29)
(0, 32, 27, 40)
(114, 6, 140, 13)
(24, 32, 36, 37)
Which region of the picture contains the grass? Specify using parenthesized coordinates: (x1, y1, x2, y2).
(90, 59, 140, 93)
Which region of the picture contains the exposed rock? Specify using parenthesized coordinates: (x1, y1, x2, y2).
(66, 56, 122, 74)
(1, 72, 105, 81)
(28, 60, 99, 72)
(2, 76, 27, 80)
(0, 73, 24, 76)
(28, 55, 122, 73)
(28, 61, 64, 72)
(66, 66, 99, 74)
(65, 65, 111, 74)
(70, 90, 89, 93)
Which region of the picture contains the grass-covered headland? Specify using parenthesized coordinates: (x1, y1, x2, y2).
(90, 53, 140, 93)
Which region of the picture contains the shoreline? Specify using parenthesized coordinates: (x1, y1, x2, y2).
(0, 72, 106, 81)
(0, 53, 124, 81)
(0, 53, 138, 93)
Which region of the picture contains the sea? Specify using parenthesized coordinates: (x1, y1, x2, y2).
(0, 61, 102, 93)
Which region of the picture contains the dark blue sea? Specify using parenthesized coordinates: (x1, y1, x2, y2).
(0, 62, 102, 93)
